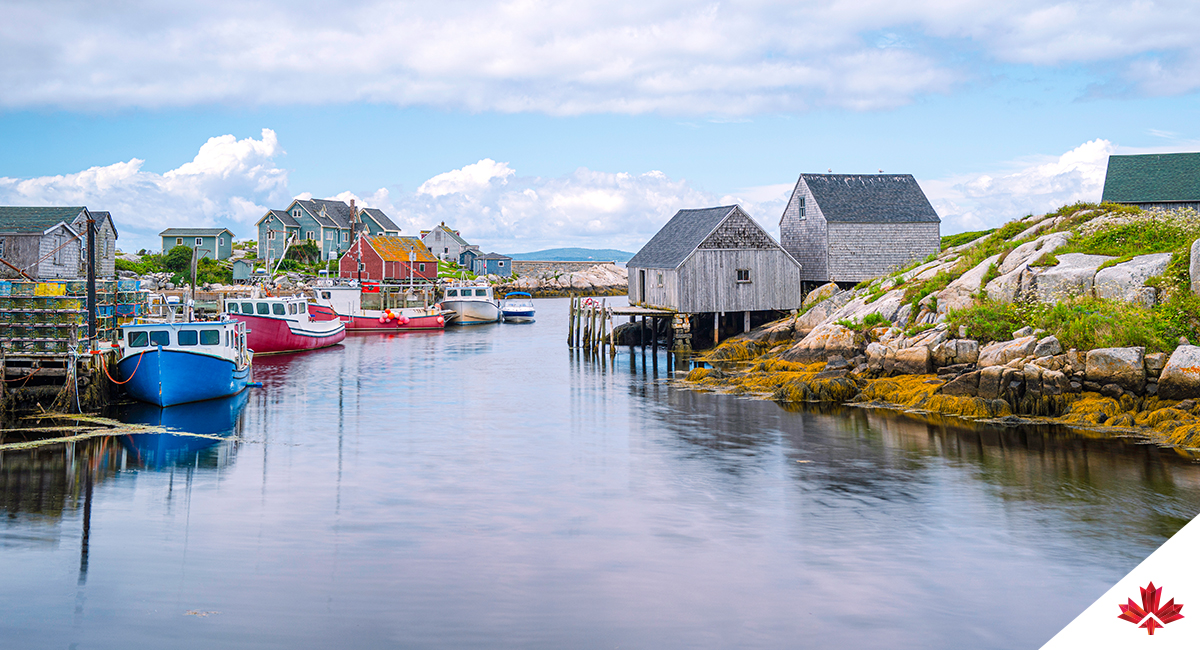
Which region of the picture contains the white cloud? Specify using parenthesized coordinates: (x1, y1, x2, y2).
(8, 0, 1200, 114)
(417, 159, 515, 198)
(0, 129, 289, 252)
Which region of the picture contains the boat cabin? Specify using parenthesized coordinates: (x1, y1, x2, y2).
(445, 285, 493, 301)
(225, 297, 311, 320)
(122, 320, 247, 362)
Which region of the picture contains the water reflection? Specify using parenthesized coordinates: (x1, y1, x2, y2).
(116, 390, 249, 470)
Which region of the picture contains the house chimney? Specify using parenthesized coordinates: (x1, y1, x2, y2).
(350, 198, 356, 213)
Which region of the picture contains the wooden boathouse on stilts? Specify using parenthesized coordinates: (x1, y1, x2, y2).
(622, 204, 803, 351)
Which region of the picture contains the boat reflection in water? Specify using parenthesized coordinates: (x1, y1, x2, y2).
(116, 390, 250, 470)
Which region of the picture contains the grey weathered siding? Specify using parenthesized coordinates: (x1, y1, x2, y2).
(0, 234, 45, 279)
(35, 225, 81, 279)
(826, 222, 940, 283)
(627, 266, 679, 309)
(678, 249, 802, 312)
(779, 179, 828, 282)
(93, 219, 116, 277)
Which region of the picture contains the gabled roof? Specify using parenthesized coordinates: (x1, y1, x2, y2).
(292, 200, 339, 228)
(421, 223, 469, 246)
(627, 205, 738, 269)
(310, 199, 354, 229)
(86, 211, 119, 239)
(478, 252, 512, 260)
(159, 227, 236, 237)
(364, 236, 438, 263)
(0, 206, 87, 234)
(260, 209, 299, 227)
(798, 174, 940, 224)
(359, 207, 400, 232)
(1102, 153, 1200, 203)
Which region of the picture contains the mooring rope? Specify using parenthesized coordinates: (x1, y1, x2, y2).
(100, 349, 145, 385)
(0, 366, 40, 384)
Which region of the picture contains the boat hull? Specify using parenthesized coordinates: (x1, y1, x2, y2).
(231, 313, 346, 354)
(443, 299, 500, 325)
(119, 349, 251, 407)
(309, 304, 446, 331)
(501, 309, 535, 323)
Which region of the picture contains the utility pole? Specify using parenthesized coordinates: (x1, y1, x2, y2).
(86, 210, 96, 349)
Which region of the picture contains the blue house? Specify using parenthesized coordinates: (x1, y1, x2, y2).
(459, 246, 481, 270)
(256, 200, 403, 264)
(160, 228, 235, 260)
(474, 252, 514, 277)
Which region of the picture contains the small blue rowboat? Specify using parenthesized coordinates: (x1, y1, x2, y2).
(116, 319, 253, 407)
(500, 292, 536, 323)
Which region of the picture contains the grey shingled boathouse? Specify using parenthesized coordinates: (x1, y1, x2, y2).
(779, 174, 940, 289)
(626, 205, 802, 349)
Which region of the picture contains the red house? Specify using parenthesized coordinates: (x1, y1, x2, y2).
(339, 235, 439, 282)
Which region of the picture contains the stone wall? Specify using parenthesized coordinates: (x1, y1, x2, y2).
(512, 260, 620, 275)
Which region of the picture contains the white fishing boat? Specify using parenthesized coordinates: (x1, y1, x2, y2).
(441, 281, 500, 325)
(500, 292, 536, 323)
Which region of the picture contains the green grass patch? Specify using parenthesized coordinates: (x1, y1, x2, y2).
(836, 313, 892, 332)
(941, 229, 996, 249)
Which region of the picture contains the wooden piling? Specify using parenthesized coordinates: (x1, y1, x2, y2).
(608, 308, 616, 356)
(590, 303, 599, 352)
(567, 296, 575, 347)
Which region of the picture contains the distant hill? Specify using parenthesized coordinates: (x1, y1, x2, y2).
(505, 248, 634, 263)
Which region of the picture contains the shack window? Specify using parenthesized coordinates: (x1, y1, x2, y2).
(241, 302, 254, 313)
(257, 303, 270, 315)
(201, 330, 220, 345)
(447, 289, 457, 297)
(736, 269, 751, 283)
(273, 303, 286, 315)
(196, 238, 203, 246)
(227, 303, 238, 313)
(657, 272, 663, 287)
(178, 330, 198, 346)
(149, 331, 170, 346)
(128, 331, 149, 347)
(798, 197, 806, 219)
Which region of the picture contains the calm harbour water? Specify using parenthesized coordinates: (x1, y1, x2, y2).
(2, 296, 1199, 649)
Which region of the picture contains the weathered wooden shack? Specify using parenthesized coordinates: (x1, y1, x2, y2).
(626, 205, 802, 348)
(1102, 152, 1200, 211)
(0, 207, 118, 280)
(779, 174, 940, 288)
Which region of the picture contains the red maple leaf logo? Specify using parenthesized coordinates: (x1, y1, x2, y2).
(1118, 582, 1185, 635)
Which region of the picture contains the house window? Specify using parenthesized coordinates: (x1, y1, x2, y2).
(292, 209, 300, 217)
(498, 261, 504, 267)
(798, 197, 806, 219)
(444, 247, 448, 254)
(736, 269, 751, 283)
(267, 231, 276, 240)
(307, 232, 315, 240)
(343, 231, 349, 242)
(218, 237, 224, 246)
(176, 237, 183, 245)
(419, 263, 425, 273)
(196, 237, 203, 246)
(325, 231, 333, 240)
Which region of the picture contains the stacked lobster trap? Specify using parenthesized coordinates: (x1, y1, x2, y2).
(0, 279, 148, 356)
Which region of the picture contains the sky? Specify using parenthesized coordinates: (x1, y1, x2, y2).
(2, 0, 1200, 254)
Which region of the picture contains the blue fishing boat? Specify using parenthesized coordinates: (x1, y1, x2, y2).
(500, 292, 536, 323)
(117, 318, 253, 407)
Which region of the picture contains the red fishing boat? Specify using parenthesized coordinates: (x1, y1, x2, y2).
(308, 280, 447, 331)
(224, 296, 346, 354)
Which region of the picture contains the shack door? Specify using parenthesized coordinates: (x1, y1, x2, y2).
(639, 270, 646, 303)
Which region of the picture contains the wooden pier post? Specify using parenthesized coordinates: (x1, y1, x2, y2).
(575, 299, 584, 348)
(598, 300, 607, 353)
(714, 312, 720, 347)
(652, 316, 657, 355)
(744, 311, 750, 333)
(608, 308, 616, 357)
(567, 296, 576, 347)
(590, 303, 600, 353)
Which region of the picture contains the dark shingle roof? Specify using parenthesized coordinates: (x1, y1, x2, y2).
(310, 199, 354, 229)
(263, 209, 299, 227)
(801, 174, 940, 224)
(478, 252, 512, 260)
(87, 211, 119, 238)
(627, 205, 737, 269)
(360, 207, 400, 232)
(0, 206, 87, 233)
(1102, 153, 1200, 203)
(159, 227, 235, 237)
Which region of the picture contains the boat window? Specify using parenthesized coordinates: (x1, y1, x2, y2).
(447, 289, 457, 297)
(321, 291, 331, 299)
(150, 331, 170, 346)
(273, 303, 286, 315)
(257, 303, 270, 315)
(227, 303, 238, 313)
(289, 303, 298, 315)
(178, 330, 199, 346)
(475, 289, 487, 296)
(128, 331, 149, 347)
(241, 302, 254, 313)
(225, 331, 230, 347)
(201, 330, 220, 345)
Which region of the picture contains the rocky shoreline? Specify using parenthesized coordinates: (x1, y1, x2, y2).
(682, 317, 1200, 450)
